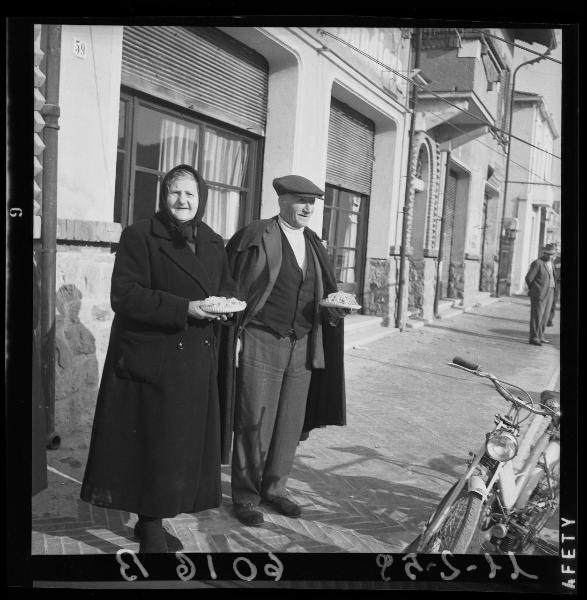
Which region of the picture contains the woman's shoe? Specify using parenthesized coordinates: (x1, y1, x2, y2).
(134, 518, 169, 553)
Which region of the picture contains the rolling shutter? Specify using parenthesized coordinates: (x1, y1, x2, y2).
(121, 26, 268, 135)
(326, 98, 375, 195)
(440, 171, 458, 294)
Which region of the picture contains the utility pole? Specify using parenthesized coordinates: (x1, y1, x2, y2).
(40, 25, 62, 449)
(395, 27, 422, 330)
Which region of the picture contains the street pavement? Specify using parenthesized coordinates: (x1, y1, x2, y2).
(31, 294, 560, 558)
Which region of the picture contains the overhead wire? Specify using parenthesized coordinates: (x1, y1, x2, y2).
(317, 29, 561, 161)
(468, 28, 562, 64)
(424, 106, 560, 187)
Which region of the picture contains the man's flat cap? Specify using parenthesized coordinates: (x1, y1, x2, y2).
(542, 243, 556, 254)
(273, 175, 324, 198)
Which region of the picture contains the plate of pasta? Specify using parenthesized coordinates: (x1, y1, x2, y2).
(200, 296, 247, 314)
(319, 291, 361, 310)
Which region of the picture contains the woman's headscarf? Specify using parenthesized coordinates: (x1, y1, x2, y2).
(158, 164, 209, 243)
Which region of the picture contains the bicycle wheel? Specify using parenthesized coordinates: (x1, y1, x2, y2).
(418, 485, 484, 554)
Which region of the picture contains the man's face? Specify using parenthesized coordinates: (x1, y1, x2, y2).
(278, 193, 316, 229)
(541, 252, 553, 262)
(166, 175, 199, 222)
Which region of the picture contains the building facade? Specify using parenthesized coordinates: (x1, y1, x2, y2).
(32, 24, 556, 444)
(401, 28, 555, 321)
(33, 24, 413, 442)
(504, 91, 560, 294)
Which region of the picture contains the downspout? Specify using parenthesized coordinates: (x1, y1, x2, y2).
(40, 25, 62, 450)
(495, 42, 553, 297)
(395, 27, 421, 331)
(433, 149, 452, 318)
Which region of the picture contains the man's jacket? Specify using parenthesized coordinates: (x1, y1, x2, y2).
(525, 258, 554, 299)
(216, 217, 346, 464)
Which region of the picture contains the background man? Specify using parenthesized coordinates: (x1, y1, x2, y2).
(218, 175, 348, 526)
(547, 251, 561, 327)
(525, 243, 557, 346)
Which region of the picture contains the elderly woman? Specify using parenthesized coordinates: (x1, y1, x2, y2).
(81, 164, 235, 552)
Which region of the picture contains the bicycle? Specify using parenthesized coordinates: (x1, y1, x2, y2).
(406, 356, 560, 554)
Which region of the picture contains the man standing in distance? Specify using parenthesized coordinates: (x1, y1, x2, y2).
(525, 243, 557, 346)
(546, 250, 561, 327)
(218, 175, 348, 526)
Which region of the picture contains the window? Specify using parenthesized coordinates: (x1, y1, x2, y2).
(322, 185, 369, 296)
(114, 91, 261, 239)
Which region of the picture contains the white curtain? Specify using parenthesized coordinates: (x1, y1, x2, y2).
(156, 119, 199, 202)
(202, 129, 249, 239)
(158, 119, 199, 173)
(203, 129, 248, 186)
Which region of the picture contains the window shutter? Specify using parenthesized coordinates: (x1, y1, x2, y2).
(326, 98, 375, 195)
(121, 26, 268, 135)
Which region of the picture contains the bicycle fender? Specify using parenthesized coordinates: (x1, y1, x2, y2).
(468, 475, 487, 500)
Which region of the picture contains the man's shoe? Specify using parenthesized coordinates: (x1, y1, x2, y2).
(541, 339, 551, 344)
(234, 503, 264, 526)
(263, 495, 302, 518)
(529, 341, 542, 346)
(546, 322, 554, 327)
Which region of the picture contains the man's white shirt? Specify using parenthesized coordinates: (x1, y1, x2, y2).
(278, 215, 307, 272)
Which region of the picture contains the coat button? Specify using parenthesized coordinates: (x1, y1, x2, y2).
(203, 339, 210, 346)
(177, 341, 184, 350)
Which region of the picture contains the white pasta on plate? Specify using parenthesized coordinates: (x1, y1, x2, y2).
(319, 291, 361, 310)
(201, 296, 247, 313)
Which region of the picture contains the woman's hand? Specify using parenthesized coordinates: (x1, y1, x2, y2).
(188, 300, 232, 321)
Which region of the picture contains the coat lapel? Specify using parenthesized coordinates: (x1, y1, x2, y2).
(263, 219, 282, 288)
(253, 219, 282, 313)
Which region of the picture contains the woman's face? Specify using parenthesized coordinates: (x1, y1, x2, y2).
(166, 175, 199, 222)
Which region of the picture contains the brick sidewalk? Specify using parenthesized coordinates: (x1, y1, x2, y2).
(32, 295, 560, 556)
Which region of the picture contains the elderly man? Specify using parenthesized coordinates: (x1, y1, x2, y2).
(218, 175, 348, 526)
(525, 243, 557, 346)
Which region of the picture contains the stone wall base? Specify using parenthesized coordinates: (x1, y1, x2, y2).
(54, 245, 115, 442)
(463, 259, 482, 308)
(363, 257, 400, 327)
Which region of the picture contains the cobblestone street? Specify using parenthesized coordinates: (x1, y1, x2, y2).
(32, 295, 560, 559)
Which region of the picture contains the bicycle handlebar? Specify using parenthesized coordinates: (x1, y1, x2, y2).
(449, 357, 553, 417)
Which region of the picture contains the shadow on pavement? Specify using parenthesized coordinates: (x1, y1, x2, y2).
(490, 329, 560, 350)
(461, 312, 529, 325)
(291, 444, 457, 545)
(32, 499, 184, 554)
(427, 323, 529, 345)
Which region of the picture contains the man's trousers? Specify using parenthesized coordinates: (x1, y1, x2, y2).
(547, 284, 560, 326)
(231, 324, 311, 505)
(529, 288, 554, 344)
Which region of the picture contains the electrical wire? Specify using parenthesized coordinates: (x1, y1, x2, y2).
(424, 106, 560, 187)
(317, 29, 561, 161)
(469, 28, 562, 65)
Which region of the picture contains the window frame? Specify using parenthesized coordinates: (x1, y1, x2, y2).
(322, 184, 370, 299)
(115, 87, 263, 236)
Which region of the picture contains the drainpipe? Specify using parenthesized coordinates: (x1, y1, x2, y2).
(40, 25, 62, 450)
(495, 43, 553, 298)
(395, 27, 421, 331)
(433, 149, 452, 318)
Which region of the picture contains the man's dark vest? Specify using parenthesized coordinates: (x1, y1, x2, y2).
(255, 228, 315, 338)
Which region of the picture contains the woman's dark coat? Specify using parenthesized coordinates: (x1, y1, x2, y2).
(81, 166, 234, 518)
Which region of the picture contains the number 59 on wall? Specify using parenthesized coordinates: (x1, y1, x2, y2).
(73, 38, 87, 59)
